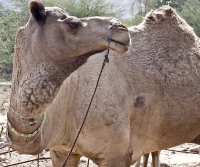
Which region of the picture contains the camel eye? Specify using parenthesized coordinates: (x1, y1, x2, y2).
(68, 22, 79, 29)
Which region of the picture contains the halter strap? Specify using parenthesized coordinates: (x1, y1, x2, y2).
(9, 106, 43, 119)
(7, 113, 46, 138)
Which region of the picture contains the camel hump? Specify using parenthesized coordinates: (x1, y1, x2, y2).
(145, 5, 175, 24)
(29, 0, 46, 24)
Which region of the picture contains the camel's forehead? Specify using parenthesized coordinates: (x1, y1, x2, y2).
(45, 7, 69, 17)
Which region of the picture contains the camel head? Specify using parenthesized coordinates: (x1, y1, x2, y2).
(9, 0, 130, 119)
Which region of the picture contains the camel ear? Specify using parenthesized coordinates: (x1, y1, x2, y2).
(29, 0, 46, 24)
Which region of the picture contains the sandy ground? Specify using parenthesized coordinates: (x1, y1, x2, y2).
(0, 82, 200, 167)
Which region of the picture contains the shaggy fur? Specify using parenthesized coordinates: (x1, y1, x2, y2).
(40, 6, 200, 166)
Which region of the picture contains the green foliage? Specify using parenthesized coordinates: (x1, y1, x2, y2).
(11, 0, 30, 26)
(130, 0, 156, 17)
(178, 0, 200, 37)
(0, 8, 19, 81)
(122, 12, 143, 27)
(142, 0, 156, 15)
(155, 0, 185, 10)
(42, 0, 123, 18)
(0, 3, 7, 17)
(122, 0, 156, 26)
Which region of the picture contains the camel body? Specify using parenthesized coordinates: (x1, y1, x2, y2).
(42, 6, 200, 166)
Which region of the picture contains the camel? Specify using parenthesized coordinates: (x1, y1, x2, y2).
(6, 0, 130, 160)
(7, 2, 200, 167)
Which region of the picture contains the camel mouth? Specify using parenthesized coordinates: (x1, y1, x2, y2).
(109, 39, 130, 53)
(111, 39, 128, 46)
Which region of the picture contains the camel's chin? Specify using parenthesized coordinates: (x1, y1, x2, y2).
(109, 41, 129, 53)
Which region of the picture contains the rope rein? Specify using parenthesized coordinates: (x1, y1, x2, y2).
(61, 23, 118, 167)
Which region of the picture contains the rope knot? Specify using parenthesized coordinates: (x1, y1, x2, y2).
(104, 54, 109, 63)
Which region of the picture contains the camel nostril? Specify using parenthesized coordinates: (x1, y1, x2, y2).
(119, 24, 128, 31)
(109, 23, 119, 29)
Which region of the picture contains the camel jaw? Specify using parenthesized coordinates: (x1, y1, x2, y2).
(109, 39, 130, 53)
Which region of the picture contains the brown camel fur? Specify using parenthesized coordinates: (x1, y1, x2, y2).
(8, 2, 200, 167)
(7, 0, 130, 159)
(42, 6, 200, 167)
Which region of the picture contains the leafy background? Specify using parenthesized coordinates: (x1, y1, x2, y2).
(0, 0, 199, 81)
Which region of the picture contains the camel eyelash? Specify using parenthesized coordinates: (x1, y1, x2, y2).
(67, 22, 79, 29)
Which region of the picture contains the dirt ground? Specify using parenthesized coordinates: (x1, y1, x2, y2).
(0, 82, 200, 167)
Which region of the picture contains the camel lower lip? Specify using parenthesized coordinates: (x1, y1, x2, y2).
(111, 40, 127, 46)
(109, 41, 129, 53)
